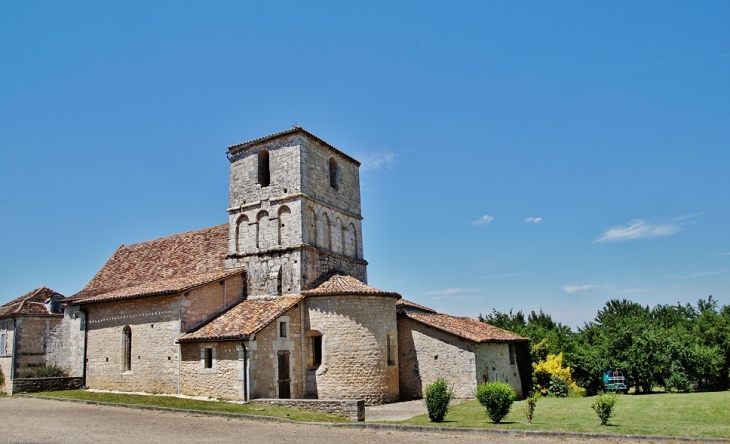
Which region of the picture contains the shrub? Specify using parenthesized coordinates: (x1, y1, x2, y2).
(476, 381, 516, 423)
(522, 391, 538, 424)
(0, 367, 5, 388)
(533, 353, 585, 397)
(423, 377, 454, 422)
(591, 392, 620, 425)
(548, 375, 569, 397)
(23, 364, 69, 378)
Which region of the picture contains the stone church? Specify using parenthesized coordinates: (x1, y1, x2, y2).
(1, 128, 529, 403)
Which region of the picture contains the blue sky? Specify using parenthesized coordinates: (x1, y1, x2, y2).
(1, 1, 728, 327)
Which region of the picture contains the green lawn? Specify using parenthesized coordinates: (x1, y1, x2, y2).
(399, 391, 730, 439)
(29, 390, 347, 423)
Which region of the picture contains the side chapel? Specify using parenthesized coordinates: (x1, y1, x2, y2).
(1, 128, 529, 403)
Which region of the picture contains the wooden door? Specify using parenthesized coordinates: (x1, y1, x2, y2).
(278, 351, 291, 399)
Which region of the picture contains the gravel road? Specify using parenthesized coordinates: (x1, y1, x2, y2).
(0, 397, 655, 444)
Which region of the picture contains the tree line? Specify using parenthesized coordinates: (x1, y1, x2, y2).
(480, 296, 730, 395)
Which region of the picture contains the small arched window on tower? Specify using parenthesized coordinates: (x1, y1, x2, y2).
(329, 157, 338, 189)
(122, 326, 132, 372)
(258, 150, 270, 187)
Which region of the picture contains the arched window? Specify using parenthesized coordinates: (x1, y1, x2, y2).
(321, 213, 331, 250)
(235, 215, 249, 252)
(329, 158, 338, 189)
(277, 206, 291, 246)
(258, 150, 270, 187)
(122, 326, 132, 371)
(347, 223, 358, 258)
(256, 211, 269, 249)
(307, 207, 317, 246)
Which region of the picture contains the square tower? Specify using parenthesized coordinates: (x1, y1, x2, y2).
(225, 127, 367, 297)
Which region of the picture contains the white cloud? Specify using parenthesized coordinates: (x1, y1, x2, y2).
(594, 219, 682, 243)
(524, 217, 543, 224)
(359, 151, 396, 171)
(561, 284, 596, 294)
(472, 215, 494, 226)
(670, 269, 728, 279)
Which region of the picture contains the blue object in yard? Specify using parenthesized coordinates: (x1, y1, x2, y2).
(602, 370, 629, 393)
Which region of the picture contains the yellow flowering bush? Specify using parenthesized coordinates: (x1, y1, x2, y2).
(533, 353, 585, 397)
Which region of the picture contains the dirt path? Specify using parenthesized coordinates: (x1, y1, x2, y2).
(0, 397, 661, 444)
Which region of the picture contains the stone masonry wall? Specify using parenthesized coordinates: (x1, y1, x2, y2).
(300, 137, 361, 216)
(85, 295, 181, 394)
(179, 341, 243, 400)
(47, 306, 86, 377)
(397, 316, 477, 399)
(1, 319, 15, 391)
(248, 305, 302, 399)
(255, 399, 364, 421)
(11, 377, 84, 394)
(181, 274, 245, 331)
(305, 295, 398, 405)
(228, 134, 302, 210)
(475, 342, 524, 399)
(13, 316, 63, 378)
(227, 250, 302, 297)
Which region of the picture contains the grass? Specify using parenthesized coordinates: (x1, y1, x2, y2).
(399, 391, 730, 439)
(29, 390, 348, 423)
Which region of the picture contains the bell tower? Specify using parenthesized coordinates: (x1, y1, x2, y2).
(224, 127, 367, 297)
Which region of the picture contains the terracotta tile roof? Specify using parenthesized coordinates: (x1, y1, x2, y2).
(178, 296, 303, 342)
(396, 299, 437, 313)
(302, 273, 401, 298)
(227, 126, 361, 166)
(73, 270, 242, 305)
(401, 311, 527, 343)
(70, 224, 230, 304)
(0, 287, 64, 317)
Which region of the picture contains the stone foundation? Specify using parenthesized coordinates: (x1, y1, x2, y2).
(10, 376, 84, 395)
(254, 398, 364, 421)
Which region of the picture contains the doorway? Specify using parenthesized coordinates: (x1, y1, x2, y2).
(277, 350, 291, 399)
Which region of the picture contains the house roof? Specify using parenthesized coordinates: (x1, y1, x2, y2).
(0, 287, 63, 317)
(400, 311, 528, 343)
(396, 298, 437, 313)
(178, 295, 303, 343)
(70, 224, 230, 304)
(227, 127, 361, 166)
(302, 273, 401, 298)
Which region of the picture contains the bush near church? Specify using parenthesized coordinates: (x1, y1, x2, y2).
(476, 381, 516, 423)
(424, 377, 454, 422)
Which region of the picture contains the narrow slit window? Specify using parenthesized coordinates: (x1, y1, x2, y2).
(312, 336, 322, 366)
(387, 334, 395, 366)
(258, 150, 270, 187)
(329, 157, 338, 189)
(122, 326, 132, 371)
(204, 348, 213, 369)
(279, 322, 288, 338)
(508, 343, 516, 365)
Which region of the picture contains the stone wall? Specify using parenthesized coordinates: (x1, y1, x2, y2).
(397, 316, 477, 399)
(227, 249, 302, 297)
(248, 305, 302, 399)
(181, 274, 245, 331)
(179, 341, 243, 400)
(475, 342, 524, 399)
(305, 295, 399, 405)
(10, 376, 83, 394)
(13, 316, 63, 378)
(300, 137, 361, 216)
(1, 319, 14, 391)
(46, 306, 86, 377)
(84, 294, 181, 394)
(255, 398, 364, 421)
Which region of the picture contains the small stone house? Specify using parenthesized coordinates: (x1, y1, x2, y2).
(34, 127, 528, 404)
(0, 287, 65, 391)
(397, 300, 528, 399)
